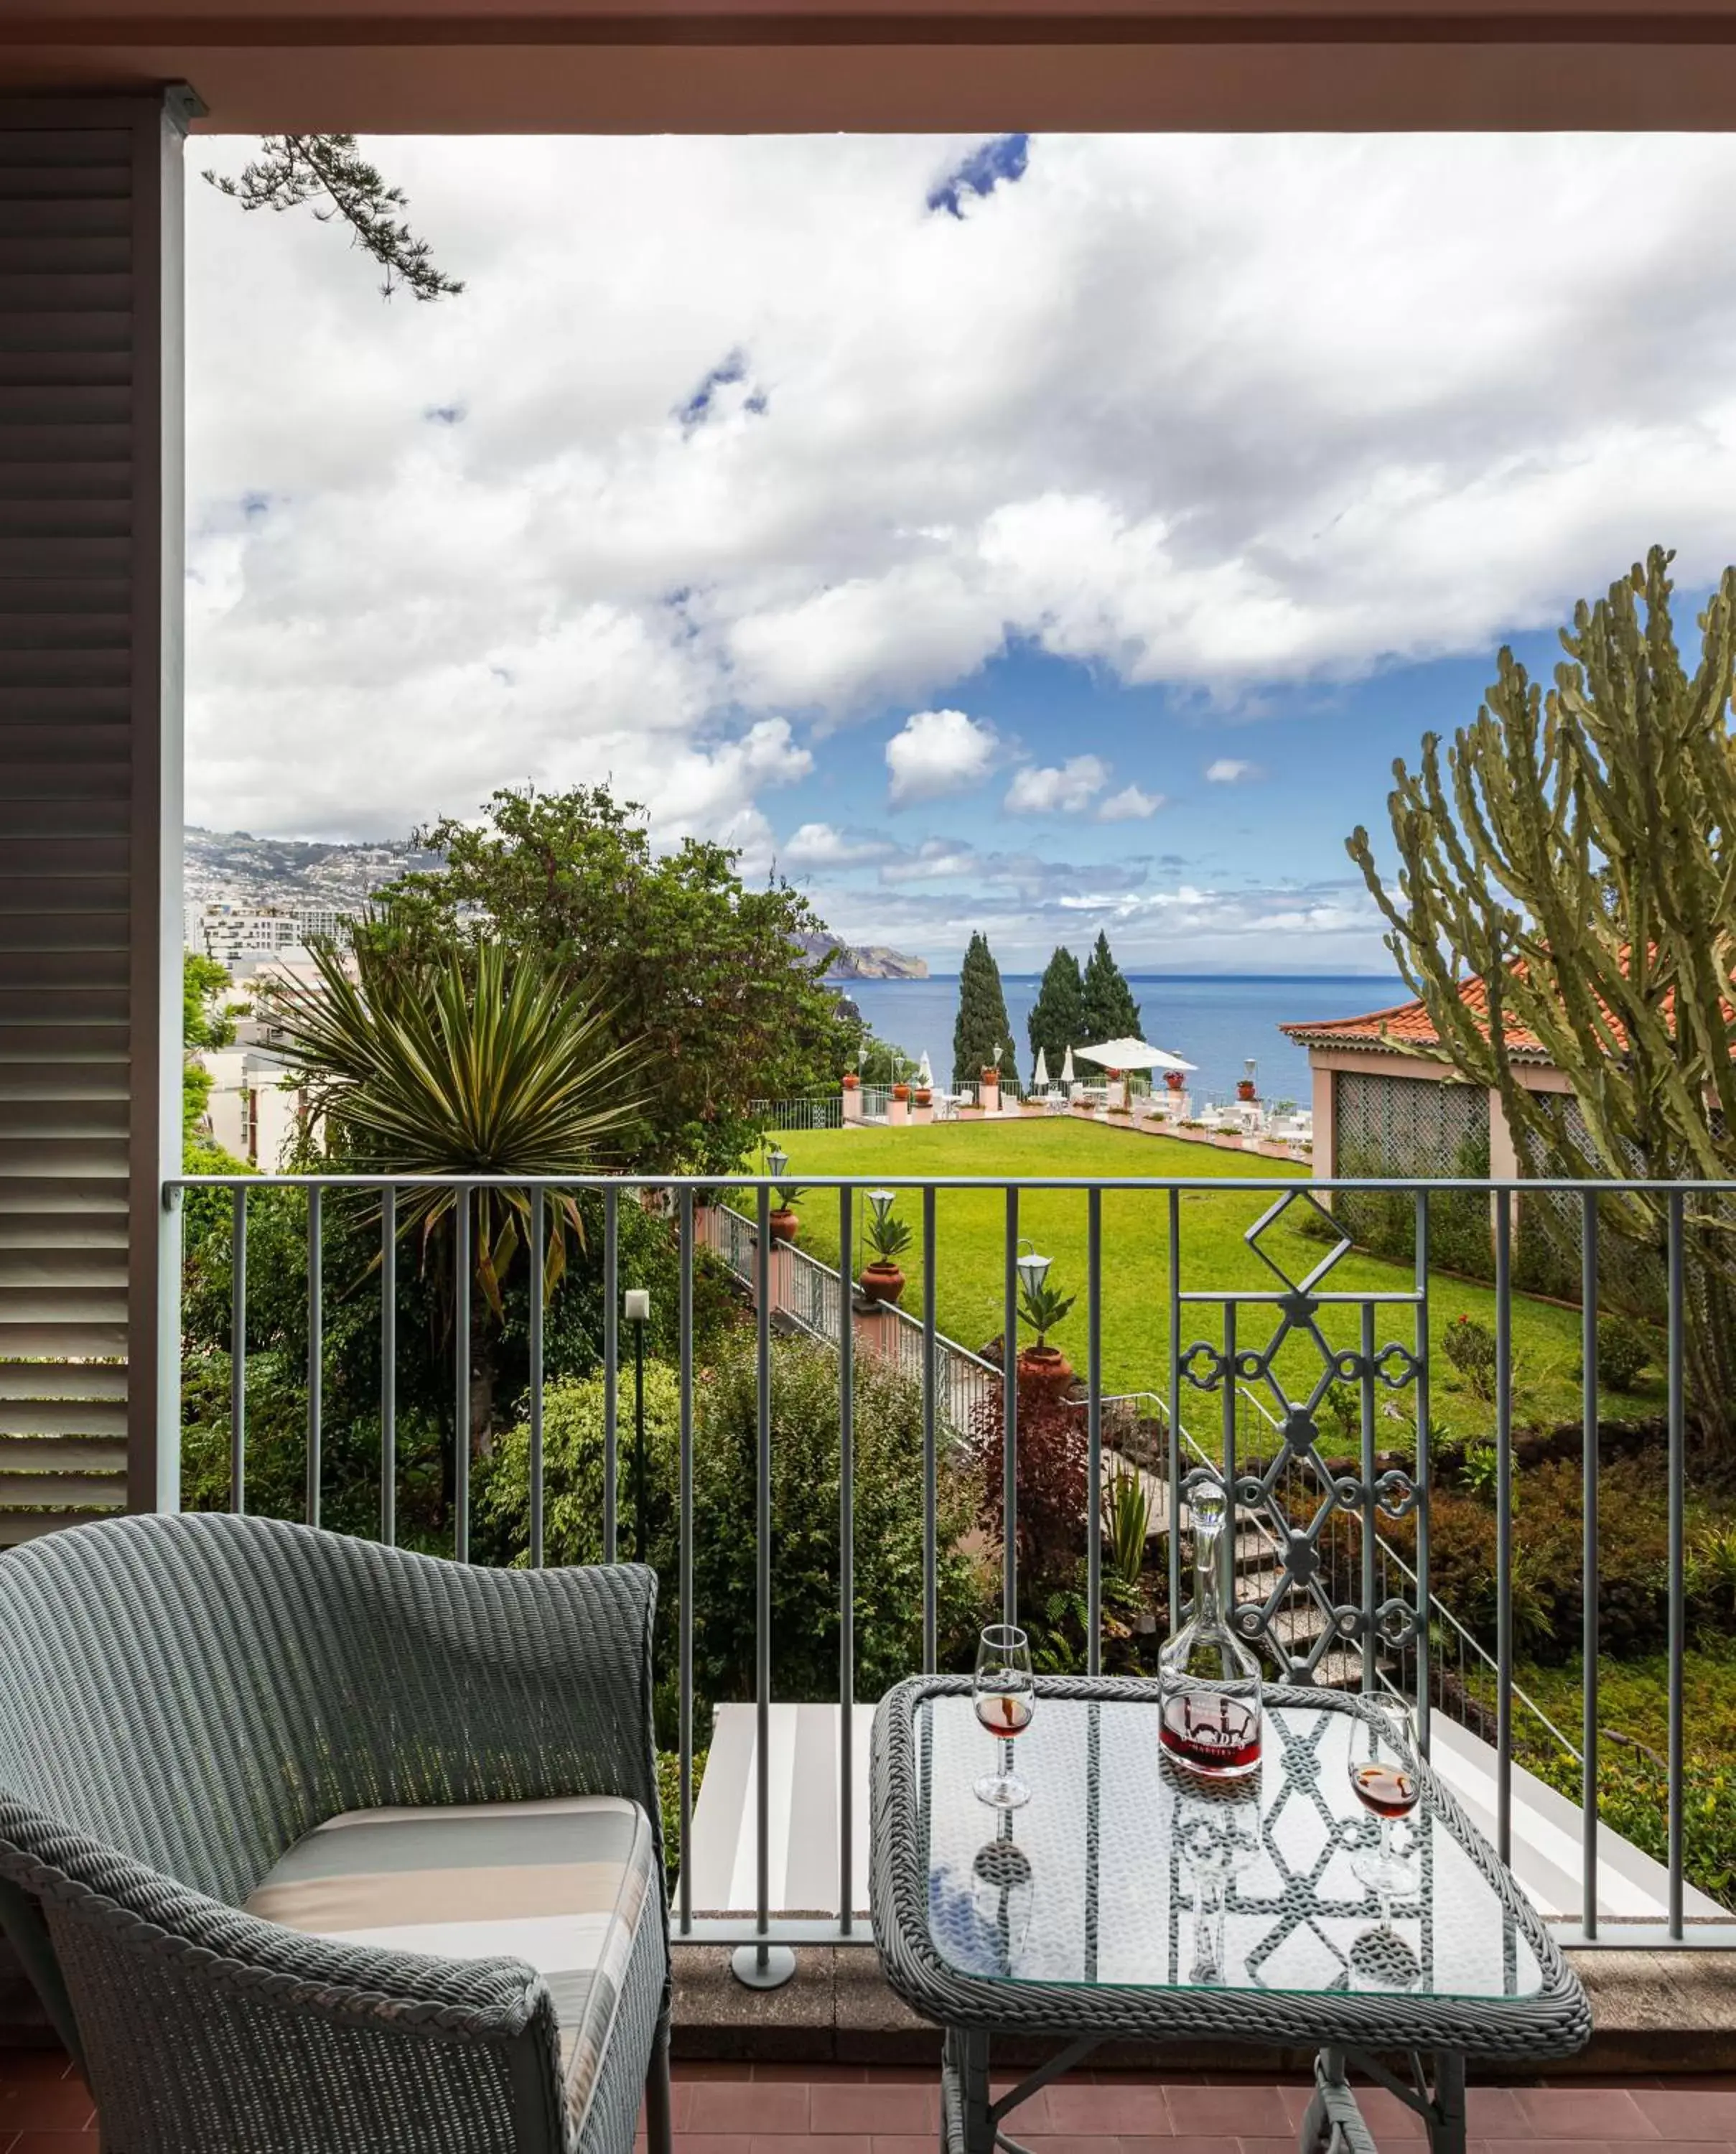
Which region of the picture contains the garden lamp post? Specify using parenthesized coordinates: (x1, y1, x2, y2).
(623, 1287, 651, 1560)
(1015, 1244, 1053, 1303)
(765, 1144, 788, 1183)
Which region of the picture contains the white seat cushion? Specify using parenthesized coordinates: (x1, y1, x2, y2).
(246, 1794, 655, 2131)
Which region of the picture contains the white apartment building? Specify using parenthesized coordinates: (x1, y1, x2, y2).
(186, 901, 353, 964)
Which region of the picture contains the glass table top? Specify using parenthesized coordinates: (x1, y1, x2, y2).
(918, 1696, 1543, 2003)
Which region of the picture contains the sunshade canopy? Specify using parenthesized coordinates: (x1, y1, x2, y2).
(1074, 1038, 1198, 1073)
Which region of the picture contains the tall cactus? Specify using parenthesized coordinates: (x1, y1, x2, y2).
(1346, 546, 1736, 1443)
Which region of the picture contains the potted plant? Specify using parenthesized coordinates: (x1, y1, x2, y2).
(1237, 1077, 1257, 1103)
(769, 1183, 803, 1245)
(1165, 1069, 1185, 1094)
(1016, 1271, 1078, 1398)
(859, 1204, 913, 1305)
(892, 1081, 910, 1102)
(914, 1084, 932, 1106)
(842, 1071, 860, 1091)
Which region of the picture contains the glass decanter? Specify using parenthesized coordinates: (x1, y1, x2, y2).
(1157, 1475, 1264, 1780)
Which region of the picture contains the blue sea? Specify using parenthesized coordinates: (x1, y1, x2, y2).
(835, 973, 1401, 1109)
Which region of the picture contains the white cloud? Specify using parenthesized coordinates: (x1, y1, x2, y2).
(1004, 755, 1109, 815)
(1098, 784, 1165, 821)
(1205, 758, 1259, 784)
(885, 709, 999, 806)
(782, 821, 894, 867)
(185, 128, 1736, 873)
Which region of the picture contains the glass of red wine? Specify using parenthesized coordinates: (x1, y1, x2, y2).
(973, 1625, 1034, 1809)
(1345, 1696, 1422, 1925)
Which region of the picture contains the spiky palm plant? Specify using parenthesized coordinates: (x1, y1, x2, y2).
(269, 934, 641, 1448)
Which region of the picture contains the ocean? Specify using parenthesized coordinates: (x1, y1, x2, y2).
(834, 973, 1401, 1108)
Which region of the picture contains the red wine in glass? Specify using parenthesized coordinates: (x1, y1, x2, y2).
(1345, 1702, 1423, 1916)
(973, 1624, 1034, 1809)
(1350, 1760, 1419, 1820)
(975, 1692, 1034, 1738)
(1159, 1690, 1262, 1777)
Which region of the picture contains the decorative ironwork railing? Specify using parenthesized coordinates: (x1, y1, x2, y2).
(164, 1167, 1736, 1960)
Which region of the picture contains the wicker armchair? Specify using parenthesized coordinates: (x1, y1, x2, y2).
(0, 1511, 672, 2154)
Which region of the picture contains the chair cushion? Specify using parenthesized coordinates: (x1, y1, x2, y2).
(245, 1794, 656, 2131)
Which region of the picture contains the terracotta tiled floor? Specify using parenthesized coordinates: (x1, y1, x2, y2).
(3, 2050, 1733, 2153)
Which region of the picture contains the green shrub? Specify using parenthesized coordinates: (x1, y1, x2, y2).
(1596, 1313, 1656, 1394)
(480, 1330, 985, 1723)
(1527, 1746, 1736, 1913)
(1688, 1521, 1736, 1627)
(1394, 1455, 1672, 1664)
(1442, 1313, 1499, 1401)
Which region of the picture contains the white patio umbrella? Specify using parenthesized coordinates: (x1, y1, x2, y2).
(1060, 1046, 1075, 1085)
(1032, 1047, 1050, 1088)
(1075, 1037, 1197, 1074)
(917, 1050, 933, 1087)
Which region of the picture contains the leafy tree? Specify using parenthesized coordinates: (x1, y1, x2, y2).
(953, 931, 1017, 1087)
(266, 933, 642, 1458)
(1081, 931, 1142, 1045)
(1027, 946, 1086, 1078)
(370, 786, 864, 1173)
(1347, 546, 1736, 1446)
(204, 136, 463, 302)
(182, 951, 244, 1171)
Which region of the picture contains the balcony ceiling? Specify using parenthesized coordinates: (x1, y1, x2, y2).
(4, 0, 1736, 130)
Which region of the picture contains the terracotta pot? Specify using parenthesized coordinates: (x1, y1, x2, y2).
(915, 1086, 932, 1106)
(892, 1083, 911, 1101)
(1165, 1071, 1185, 1093)
(981, 1068, 999, 1085)
(859, 1260, 905, 1307)
(842, 1073, 860, 1091)
(1017, 1346, 1075, 1399)
(770, 1208, 799, 1245)
(1237, 1080, 1257, 1101)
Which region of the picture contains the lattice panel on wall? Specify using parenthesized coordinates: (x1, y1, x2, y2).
(1516, 1096, 1669, 1314)
(1333, 1070, 1491, 1273)
(1333, 1068, 1488, 1179)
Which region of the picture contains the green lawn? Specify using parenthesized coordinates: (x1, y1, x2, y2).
(754, 1120, 1647, 1446)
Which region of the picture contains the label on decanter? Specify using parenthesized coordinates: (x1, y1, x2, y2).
(1159, 1691, 1262, 1776)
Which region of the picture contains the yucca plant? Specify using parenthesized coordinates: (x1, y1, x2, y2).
(269, 933, 642, 1449)
(1017, 1276, 1078, 1351)
(1103, 1468, 1150, 1590)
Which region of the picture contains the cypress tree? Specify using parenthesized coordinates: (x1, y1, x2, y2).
(1081, 931, 1142, 1045)
(1027, 946, 1086, 1077)
(953, 931, 1017, 1088)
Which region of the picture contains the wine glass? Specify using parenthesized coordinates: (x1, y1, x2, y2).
(973, 1624, 1034, 1809)
(1345, 1695, 1423, 1928)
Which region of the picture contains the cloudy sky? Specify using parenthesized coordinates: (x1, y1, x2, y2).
(187, 132, 1736, 971)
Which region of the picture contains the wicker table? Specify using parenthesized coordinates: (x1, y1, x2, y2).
(869, 1678, 1589, 2154)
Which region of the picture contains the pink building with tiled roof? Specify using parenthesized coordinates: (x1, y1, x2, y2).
(1279, 980, 1574, 1188)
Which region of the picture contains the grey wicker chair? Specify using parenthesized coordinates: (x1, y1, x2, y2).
(0, 1511, 673, 2154)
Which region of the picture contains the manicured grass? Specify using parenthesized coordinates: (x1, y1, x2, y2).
(757, 1119, 1639, 1445)
(1500, 1643, 1736, 1770)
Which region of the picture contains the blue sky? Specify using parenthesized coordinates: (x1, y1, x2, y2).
(185, 132, 1736, 971)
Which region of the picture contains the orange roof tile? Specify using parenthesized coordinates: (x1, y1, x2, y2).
(1279, 976, 1549, 1058)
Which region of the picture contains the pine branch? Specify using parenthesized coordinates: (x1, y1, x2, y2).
(203, 134, 464, 302)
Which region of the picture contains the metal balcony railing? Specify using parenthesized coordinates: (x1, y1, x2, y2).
(164, 1169, 1736, 1962)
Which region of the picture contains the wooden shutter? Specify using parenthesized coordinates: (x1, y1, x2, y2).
(0, 95, 187, 1545)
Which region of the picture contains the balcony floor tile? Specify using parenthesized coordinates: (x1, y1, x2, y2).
(1, 2048, 1732, 2153)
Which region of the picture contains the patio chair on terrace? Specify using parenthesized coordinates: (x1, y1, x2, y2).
(0, 1511, 671, 2154)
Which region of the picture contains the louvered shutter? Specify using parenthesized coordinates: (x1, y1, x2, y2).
(0, 95, 187, 1544)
